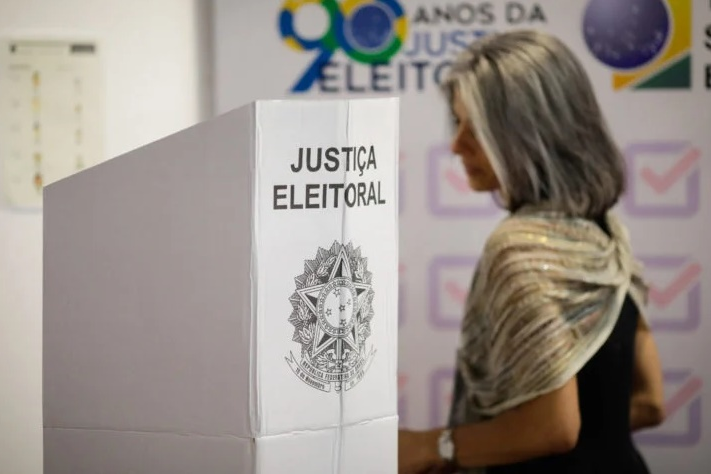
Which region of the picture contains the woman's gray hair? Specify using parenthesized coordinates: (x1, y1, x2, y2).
(442, 29, 626, 218)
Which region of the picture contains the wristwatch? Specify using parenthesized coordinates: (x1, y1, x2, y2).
(437, 428, 455, 462)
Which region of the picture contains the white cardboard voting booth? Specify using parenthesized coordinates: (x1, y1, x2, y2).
(43, 98, 399, 473)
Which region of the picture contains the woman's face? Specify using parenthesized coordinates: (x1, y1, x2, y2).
(450, 90, 500, 192)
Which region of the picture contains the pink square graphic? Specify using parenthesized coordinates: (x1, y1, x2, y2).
(623, 142, 701, 217)
(398, 373, 408, 427)
(398, 263, 405, 328)
(639, 256, 701, 332)
(399, 151, 405, 215)
(428, 256, 478, 329)
(427, 142, 501, 218)
(429, 368, 455, 427)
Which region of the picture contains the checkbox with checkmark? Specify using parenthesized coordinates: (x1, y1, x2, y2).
(399, 263, 405, 328)
(428, 256, 478, 329)
(635, 370, 702, 447)
(399, 151, 406, 215)
(639, 256, 702, 332)
(426, 142, 500, 218)
(623, 142, 701, 217)
(429, 368, 454, 427)
(398, 373, 408, 426)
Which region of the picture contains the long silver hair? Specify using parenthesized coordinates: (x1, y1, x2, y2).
(442, 29, 626, 218)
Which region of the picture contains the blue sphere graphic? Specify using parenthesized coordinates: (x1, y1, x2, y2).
(583, 0, 670, 70)
(349, 4, 393, 51)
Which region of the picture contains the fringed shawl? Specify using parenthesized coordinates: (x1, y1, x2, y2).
(448, 208, 648, 452)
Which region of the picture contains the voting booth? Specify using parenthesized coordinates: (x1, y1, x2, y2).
(42, 98, 400, 473)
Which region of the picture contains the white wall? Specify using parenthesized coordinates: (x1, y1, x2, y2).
(0, 1, 212, 472)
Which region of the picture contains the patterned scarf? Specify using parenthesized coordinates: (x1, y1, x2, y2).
(448, 206, 648, 471)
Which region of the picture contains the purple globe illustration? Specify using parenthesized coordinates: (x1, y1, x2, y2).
(583, 0, 670, 70)
(348, 4, 393, 52)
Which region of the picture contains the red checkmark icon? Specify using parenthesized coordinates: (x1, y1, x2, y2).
(665, 376, 702, 418)
(648, 263, 701, 308)
(444, 280, 468, 305)
(640, 148, 700, 194)
(444, 169, 471, 194)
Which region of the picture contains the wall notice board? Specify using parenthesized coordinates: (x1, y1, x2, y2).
(0, 38, 103, 210)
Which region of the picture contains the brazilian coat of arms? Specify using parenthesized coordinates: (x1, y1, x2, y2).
(285, 241, 376, 392)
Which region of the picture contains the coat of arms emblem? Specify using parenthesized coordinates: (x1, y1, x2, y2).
(286, 241, 376, 392)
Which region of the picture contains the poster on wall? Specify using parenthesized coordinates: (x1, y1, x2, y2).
(0, 38, 103, 210)
(212, 0, 711, 471)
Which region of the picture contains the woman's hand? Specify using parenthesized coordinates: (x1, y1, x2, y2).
(398, 429, 447, 474)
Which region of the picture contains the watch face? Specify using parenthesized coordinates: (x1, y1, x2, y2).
(438, 431, 454, 459)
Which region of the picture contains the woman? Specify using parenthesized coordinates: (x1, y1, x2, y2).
(399, 30, 665, 474)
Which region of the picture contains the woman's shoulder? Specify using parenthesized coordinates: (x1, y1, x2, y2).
(483, 210, 564, 254)
(481, 208, 611, 270)
(487, 209, 608, 247)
